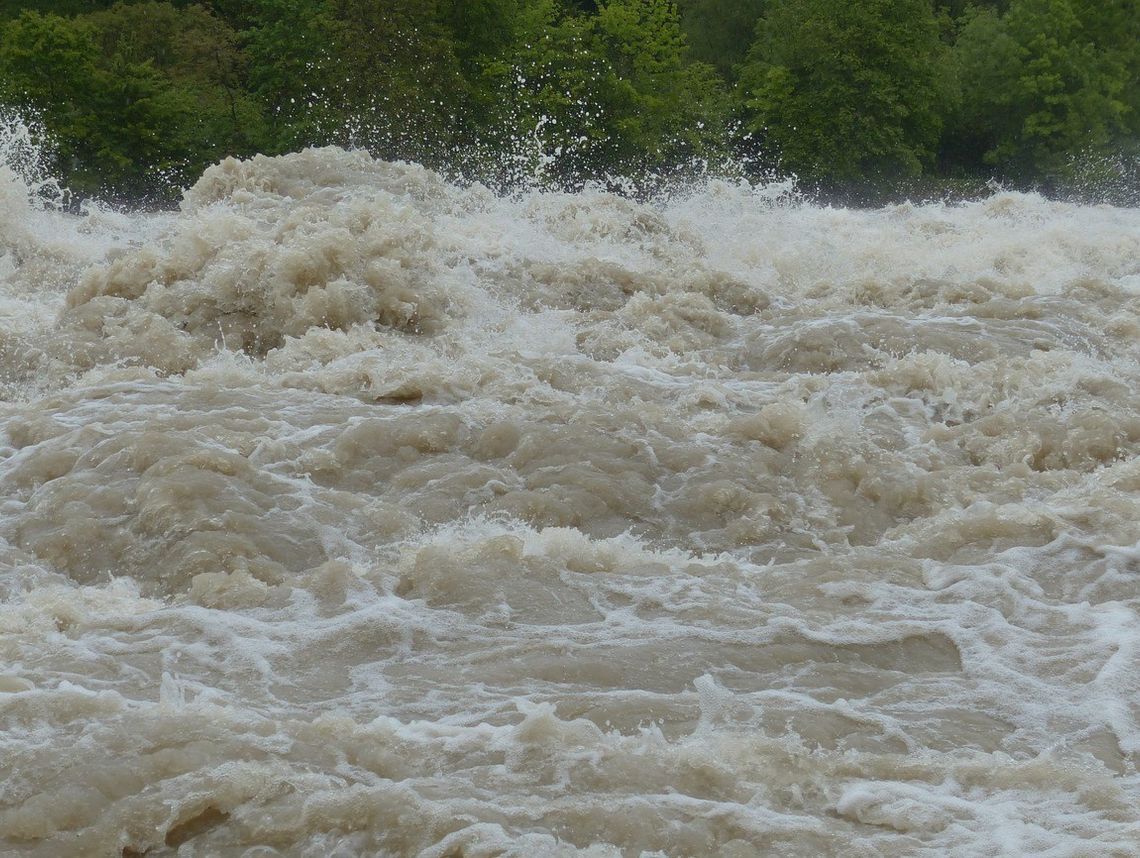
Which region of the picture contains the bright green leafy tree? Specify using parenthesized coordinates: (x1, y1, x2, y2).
(1, 0, 1135, 199)
(88, 3, 266, 167)
(508, 0, 727, 185)
(242, 0, 341, 152)
(739, 0, 946, 187)
(950, 0, 1135, 179)
(1, 10, 183, 198)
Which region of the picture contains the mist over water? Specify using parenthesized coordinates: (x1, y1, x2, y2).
(1, 136, 1139, 856)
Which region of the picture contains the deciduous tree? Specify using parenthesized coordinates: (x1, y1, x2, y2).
(740, 0, 945, 187)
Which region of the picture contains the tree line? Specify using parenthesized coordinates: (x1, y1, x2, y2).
(1, 0, 1137, 204)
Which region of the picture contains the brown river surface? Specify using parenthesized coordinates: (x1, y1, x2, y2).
(1, 143, 1139, 856)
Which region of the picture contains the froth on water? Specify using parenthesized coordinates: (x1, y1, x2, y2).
(1, 143, 1139, 856)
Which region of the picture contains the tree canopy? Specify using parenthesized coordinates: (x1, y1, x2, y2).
(0, 0, 1136, 202)
(739, 0, 946, 188)
(951, 0, 1137, 178)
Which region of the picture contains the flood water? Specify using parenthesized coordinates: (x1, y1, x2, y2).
(1, 146, 1139, 856)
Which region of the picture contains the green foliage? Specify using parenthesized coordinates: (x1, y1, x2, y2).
(1, 10, 164, 198)
(0, 0, 1135, 200)
(0, 1, 144, 16)
(440, 0, 524, 65)
(675, 0, 766, 78)
(594, 0, 727, 168)
(88, 3, 266, 160)
(242, 0, 341, 151)
(0, 3, 263, 200)
(740, 0, 946, 187)
(328, 0, 469, 161)
(245, 0, 470, 163)
(505, 0, 728, 184)
(951, 0, 1133, 178)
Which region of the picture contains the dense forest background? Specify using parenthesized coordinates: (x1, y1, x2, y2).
(1, 0, 1137, 204)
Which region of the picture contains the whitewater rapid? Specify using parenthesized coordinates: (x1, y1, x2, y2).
(1, 146, 1139, 856)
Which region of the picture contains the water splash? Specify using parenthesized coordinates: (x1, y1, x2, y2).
(0, 109, 69, 211)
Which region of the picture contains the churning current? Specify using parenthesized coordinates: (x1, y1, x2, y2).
(1, 146, 1139, 857)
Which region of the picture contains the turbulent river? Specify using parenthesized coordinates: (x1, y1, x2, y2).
(1, 145, 1139, 857)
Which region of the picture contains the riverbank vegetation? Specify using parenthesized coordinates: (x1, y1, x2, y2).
(1, 0, 1137, 203)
